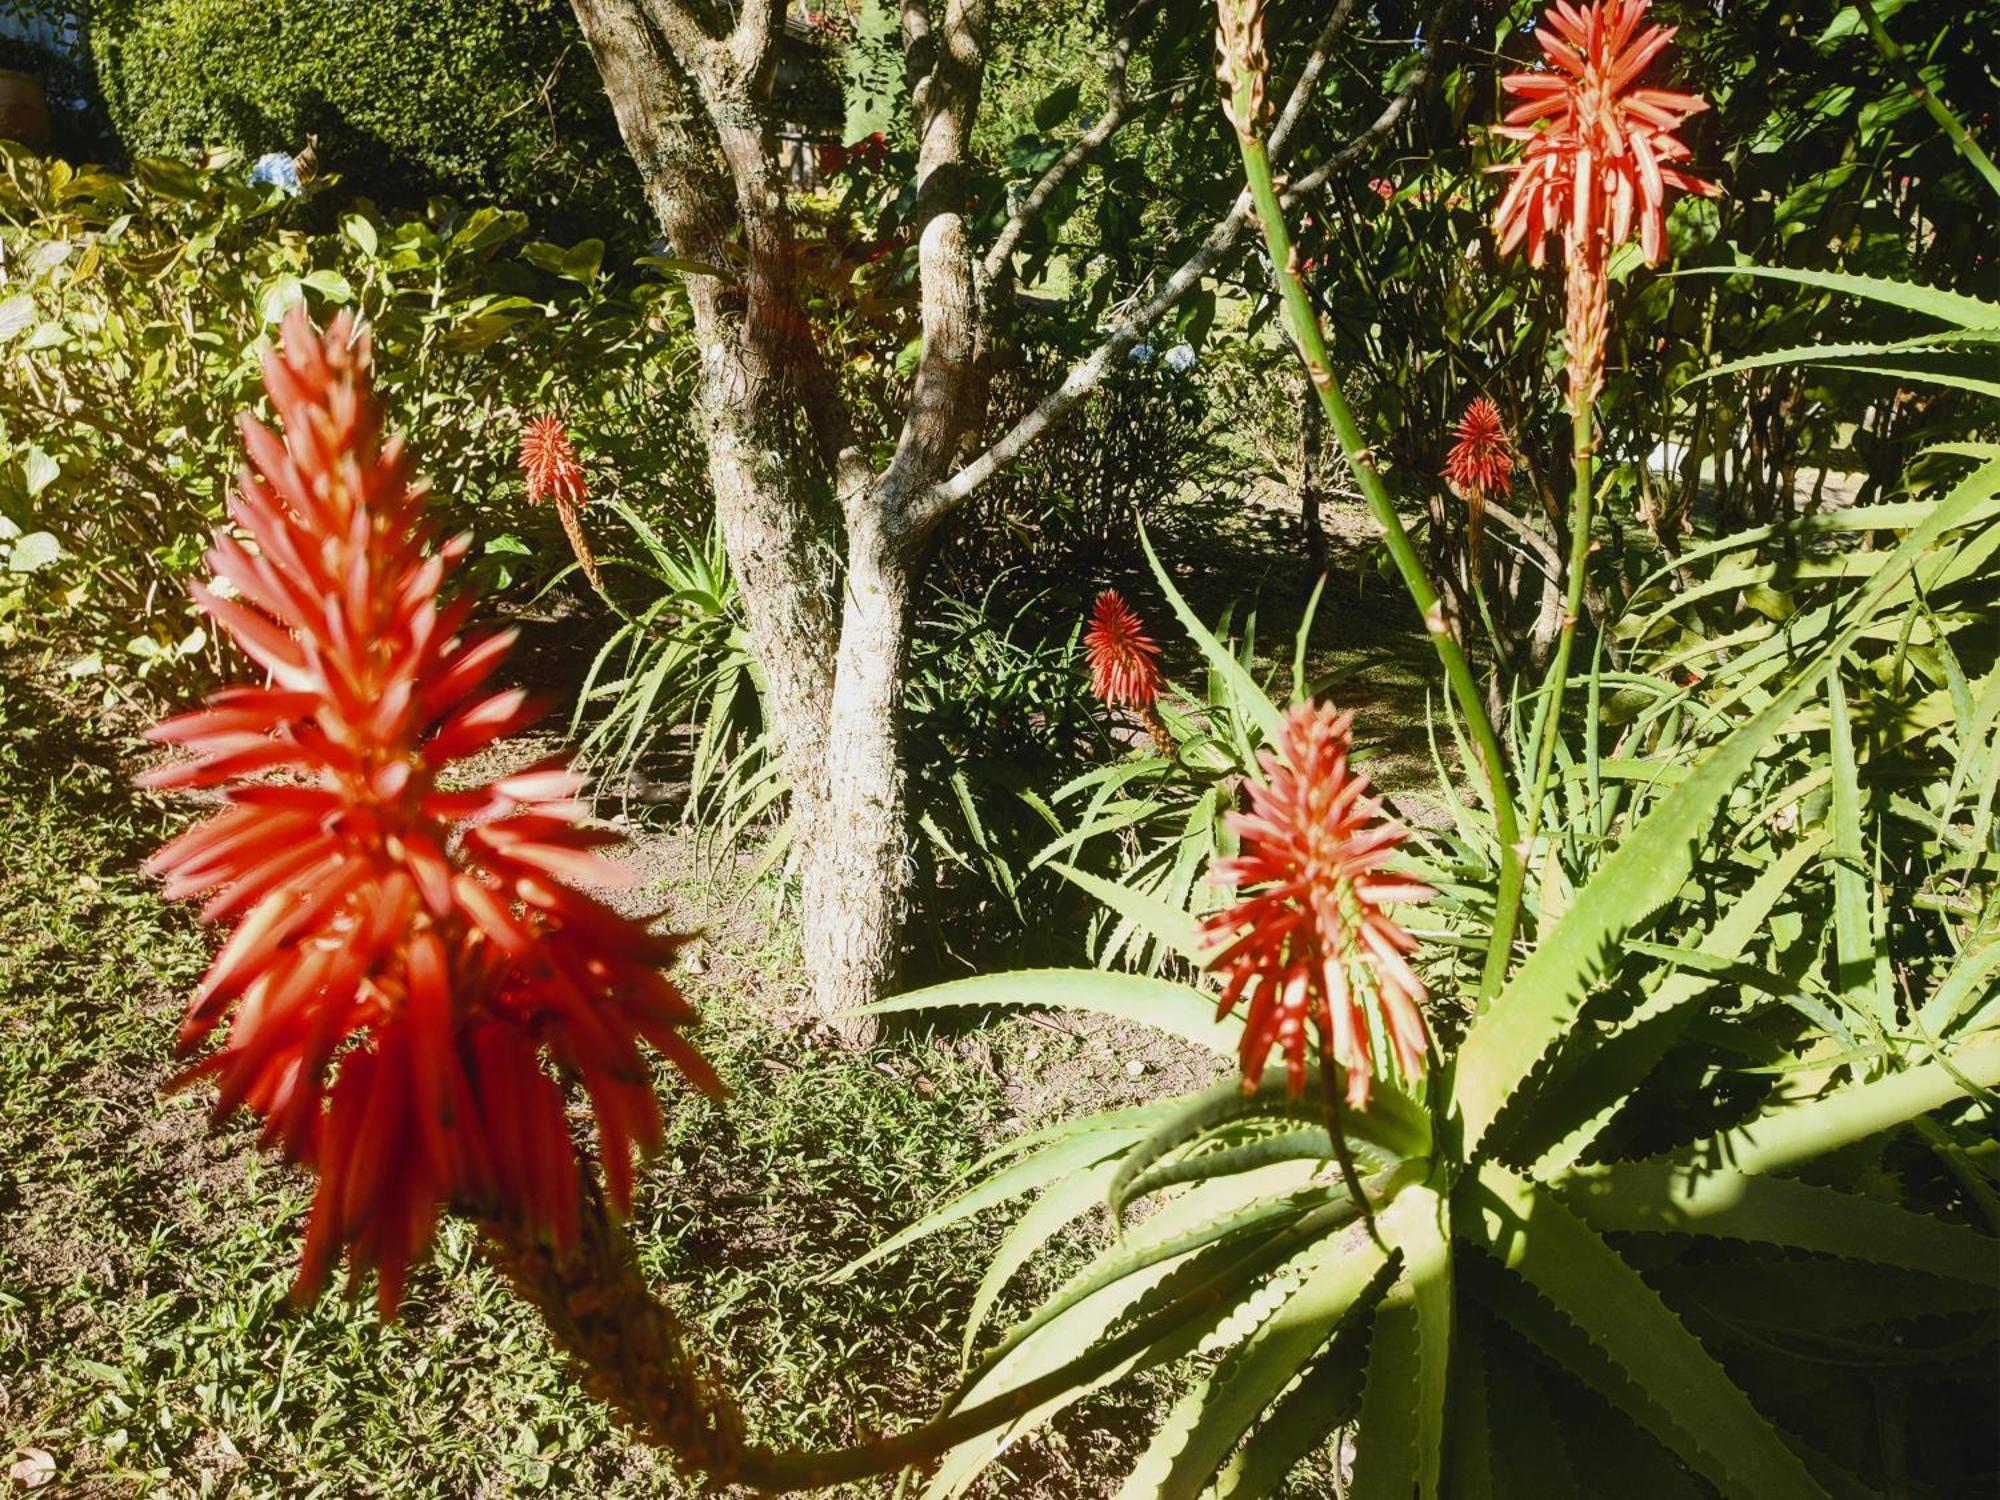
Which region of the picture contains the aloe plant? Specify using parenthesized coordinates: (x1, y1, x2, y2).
(853, 448, 2000, 1492)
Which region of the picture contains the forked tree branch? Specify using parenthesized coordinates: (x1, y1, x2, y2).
(923, 0, 1452, 528)
(980, 0, 1159, 288)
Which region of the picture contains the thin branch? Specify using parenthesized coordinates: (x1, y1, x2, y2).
(1267, 0, 1363, 157)
(1282, 0, 1451, 203)
(925, 1, 1451, 525)
(980, 0, 1157, 287)
(921, 198, 1249, 521)
(729, 0, 782, 82)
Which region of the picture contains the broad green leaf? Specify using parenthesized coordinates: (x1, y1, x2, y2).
(1463, 1164, 1821, 1496)
(852, 968, 1239, 1054)
(1452, 458, 2000, 1155)
(1675, 1032, 2000, 1178)
(1560, 1163, 1998, 1283)
(1676, 265, 2000, 329)
(7, 531, 61, 574)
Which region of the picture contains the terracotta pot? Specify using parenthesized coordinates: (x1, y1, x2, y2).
(0, 69, 51, 151)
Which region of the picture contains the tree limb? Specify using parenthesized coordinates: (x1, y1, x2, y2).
(923, 0, 1450, 526)
(980, 0, 1158, 288)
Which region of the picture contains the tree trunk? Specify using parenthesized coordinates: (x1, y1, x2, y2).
(799, 518, 915, 1039)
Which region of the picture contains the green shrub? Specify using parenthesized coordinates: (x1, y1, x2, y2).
(0, 147, 706, 700)
(85, 0, 648, 244)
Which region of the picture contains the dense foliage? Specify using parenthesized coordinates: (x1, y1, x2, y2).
(83, 0, 649, 243)
(3, 0, 1998, 1492)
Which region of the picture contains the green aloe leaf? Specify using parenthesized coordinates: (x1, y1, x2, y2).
(1350, 1184, 1451, 1499)
(1139, 521, 1283, 743)
(852, 968, 1240, 1053)
(833, 1123, 1152, 1281)
(1676, 265, 2000, 329)
(1462, 1163, 1822, 1496)
(1452, 458, 2000, 1157)
(1558, 1163, 1998, 1283)
(1670, 1033, 2000, 1178)
(1049, 859, 1206, 963)
(1113, 1228, 1391, 1500)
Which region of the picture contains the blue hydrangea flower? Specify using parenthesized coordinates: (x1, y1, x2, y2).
(249, 152, 302, 197)
(1163, 342, 1197, 373)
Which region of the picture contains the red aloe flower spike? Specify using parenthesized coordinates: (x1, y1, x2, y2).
(1489, 0, 1716, 409)
(519, 414, 602, 590)
(1083, 589, 1175, 753)
(1443, 396, 1516, 566)
(1200, 703, 1431, 1108)
(145, 307, 719, 1317)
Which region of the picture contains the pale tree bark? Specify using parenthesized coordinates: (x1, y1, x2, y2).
(569, 0, 1453, 1028)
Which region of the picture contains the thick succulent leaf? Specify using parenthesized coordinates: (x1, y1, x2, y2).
(1466, 1251, 1720, 1491)
(1676, 265, 2000, 329)
(1677, 1032, 2000, 1177)
(1461, 1163, 1823, 1496)
(1529, 834, 1827, 1174)
(1112, 1075, 1425, 1218)
(961, 1156, 1126, 1364)
(1452, 458, 2000, 1156)
(1119, 1125, 1344, 1203)
(1558, 1162, 1998, 1284)
(926, 1185, 1348, 1497)
(1919, 930, 2000, 1038)
(1140, 521, 1284, 743)
(852, 968, 1240, 1054)
(1827, 671, 1893, 1029)
(1048, 859, 1206, 963)
(1212, 1331, 1369, 1500)
(978, 1166, 1339, 1382)
(834, 1122, 1153, 1280)
(1650, 1255, 2000, 1334)
(1441, 1306, 1494, 1500)
(1349, 1184, 1452, 1499)
(1113, 1226, 1391, 1500)
(970, 1098, 1187, 1176)
(1350, 1272, 1423, 1499)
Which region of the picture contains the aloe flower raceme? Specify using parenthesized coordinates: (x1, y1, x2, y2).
(1443, 396, 1516, 565)
(1491, 0, 1715, 408)
(1084, 589, 1174, 753)
(520, 414, 603, 590)
(144, 308, 719, 1316)
(1201, 703, 1430, 1107)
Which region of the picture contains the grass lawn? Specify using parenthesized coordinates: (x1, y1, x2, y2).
(0, 717, 1338, 1497)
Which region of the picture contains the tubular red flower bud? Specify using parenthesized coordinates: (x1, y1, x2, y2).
(519, 415, 586, 508)
(1489, 0, 1715, 409)
(147, 308, 719, 1317)
(1083, 589, 1164, 711)
(1443, 397, 1515, 504)
(1200, 703, 1431, 1107)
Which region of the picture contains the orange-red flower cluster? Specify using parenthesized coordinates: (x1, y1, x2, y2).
(519, 415, 586, 508)
(1201, 704, 1430, 1107)
(1443, 397, 1515, 503)
(1083, 590, 1164, 710)
(1491, 0, 1714, 407)
(519, 415, 602, 589)
(145, 309, 719, 1315)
